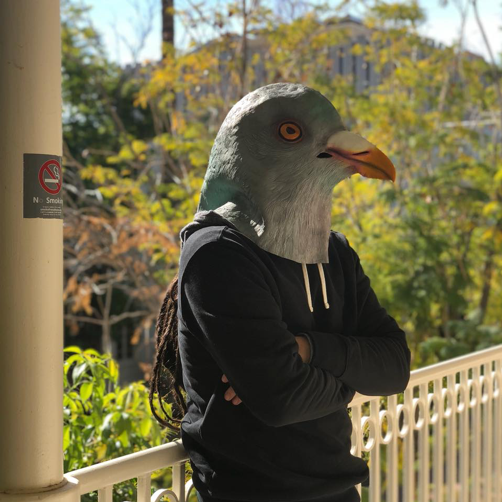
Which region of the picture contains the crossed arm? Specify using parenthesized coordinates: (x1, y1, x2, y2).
(222, 335, 312, 406)
(221, 241, 411, 406)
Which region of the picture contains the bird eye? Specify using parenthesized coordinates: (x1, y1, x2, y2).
(278, 121, 303, 143)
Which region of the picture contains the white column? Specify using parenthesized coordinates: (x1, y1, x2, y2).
(0, 0, 64, 494)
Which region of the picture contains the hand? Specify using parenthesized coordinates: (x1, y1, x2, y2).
(295, 334, 311, 363)
(221, 374, 242, 405)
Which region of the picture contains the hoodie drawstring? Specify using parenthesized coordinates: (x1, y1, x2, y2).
(317, 263, 330, 310)
(301, 263, 330, 313)
(301, 263, 313, 313)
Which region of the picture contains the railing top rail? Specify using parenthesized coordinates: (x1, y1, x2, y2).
(67, 439, 188, 494)
(348, 343, 502, 407)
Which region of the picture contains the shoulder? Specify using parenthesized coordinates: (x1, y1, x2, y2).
(330, 230, 350, 248)
(179, 225, 265, 275)
(177, 226, 280, 307)
(329, 230, 359, 268)
(329, 229, 354, 255)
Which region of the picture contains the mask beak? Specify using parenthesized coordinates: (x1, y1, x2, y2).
(324, 131, 396, 182)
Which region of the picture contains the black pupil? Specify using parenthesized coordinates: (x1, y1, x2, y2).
(286, 126, 296, 135)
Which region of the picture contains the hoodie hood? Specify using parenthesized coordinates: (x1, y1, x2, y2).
(180, 209, 329, 313)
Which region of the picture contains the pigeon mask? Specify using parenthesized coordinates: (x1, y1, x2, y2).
(181, 82, 396, 312)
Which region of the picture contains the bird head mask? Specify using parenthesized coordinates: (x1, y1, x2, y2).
(193, 82, 396, 265)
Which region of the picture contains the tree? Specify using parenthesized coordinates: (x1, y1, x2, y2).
(62, 0, 502, 375)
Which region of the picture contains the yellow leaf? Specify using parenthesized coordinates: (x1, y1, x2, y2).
(109, 359, 119, 380)
(96, 444, 107, 461)
(483, 201, 499, 216)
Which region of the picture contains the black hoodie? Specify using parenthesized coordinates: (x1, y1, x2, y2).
(177, 210, 411, 502)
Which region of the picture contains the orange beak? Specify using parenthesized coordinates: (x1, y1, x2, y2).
(325, 131, 396, 182)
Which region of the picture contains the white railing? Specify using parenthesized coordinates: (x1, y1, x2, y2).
(66, 439, 192, 502)
(66, 344, 502, 502)
(349, 344, 502, 502)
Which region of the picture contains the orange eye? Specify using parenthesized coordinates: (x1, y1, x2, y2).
(278, 122, 303, 142)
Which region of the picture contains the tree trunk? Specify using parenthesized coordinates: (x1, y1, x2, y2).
(162, 0, 174, 58)
(102, 283, 114, 356)
(239, 0, 248, 99)
(478, 247, 494, 324)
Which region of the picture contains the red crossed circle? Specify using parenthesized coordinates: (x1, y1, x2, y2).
(38, 159, 62, 195)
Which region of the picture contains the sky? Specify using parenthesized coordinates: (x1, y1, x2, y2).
(82, 0, 502, 66)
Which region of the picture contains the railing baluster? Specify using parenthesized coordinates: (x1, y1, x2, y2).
(459, 369, 469, 502)
(433, 377, 444, 502)
(98, 485, 113, 502)
(446, 373, 457, 502)
(172, 462, 186, 502)
(350, 404, 363, 498)
(495, 359, 502, 502)
(137, 474, 152, 502)
(403, 386, 414, 502)
(369, 399, 380, 502)
(385, 394, 398, 502)
(482, 362, 493, 502)
(472, 366, 481, 502)
(418, 382, 429, 502)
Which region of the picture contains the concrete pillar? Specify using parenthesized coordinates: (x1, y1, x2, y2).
(0, 0, 65, 494)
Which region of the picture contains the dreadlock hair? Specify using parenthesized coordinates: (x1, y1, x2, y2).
(149, 272, 186, 433)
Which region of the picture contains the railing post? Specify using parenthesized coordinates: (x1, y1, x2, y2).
(0, 1, 70, 501)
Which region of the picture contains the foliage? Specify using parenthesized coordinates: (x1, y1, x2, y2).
(63, 346, 195, 502)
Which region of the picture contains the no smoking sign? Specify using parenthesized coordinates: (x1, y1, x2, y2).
(23, 153, 63, 219)
(38, 159, 62, 195)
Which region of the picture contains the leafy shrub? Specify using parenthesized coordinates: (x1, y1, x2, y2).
(63, 347, 194, 502)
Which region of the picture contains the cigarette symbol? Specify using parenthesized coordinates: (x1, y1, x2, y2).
(45, 165, 60, 184)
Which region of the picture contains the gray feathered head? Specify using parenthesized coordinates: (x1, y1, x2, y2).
(196, 82, 396, 264)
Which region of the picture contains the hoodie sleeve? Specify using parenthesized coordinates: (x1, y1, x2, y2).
(179, 236, 356, 428)
(304, 239, 411, 397)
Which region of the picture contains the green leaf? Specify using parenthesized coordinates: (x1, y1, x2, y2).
(140, 417, 152, 437)
(66, 397, 78, 413)
(72, 362, 88, 383)
(83, 348, 102, 358)
(117, 429, 130, 449)
(100, 412, 115, 433)
(64, 354, 83, 370)
(63, 425, 71, 451)
(80, 382, 94, 402)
